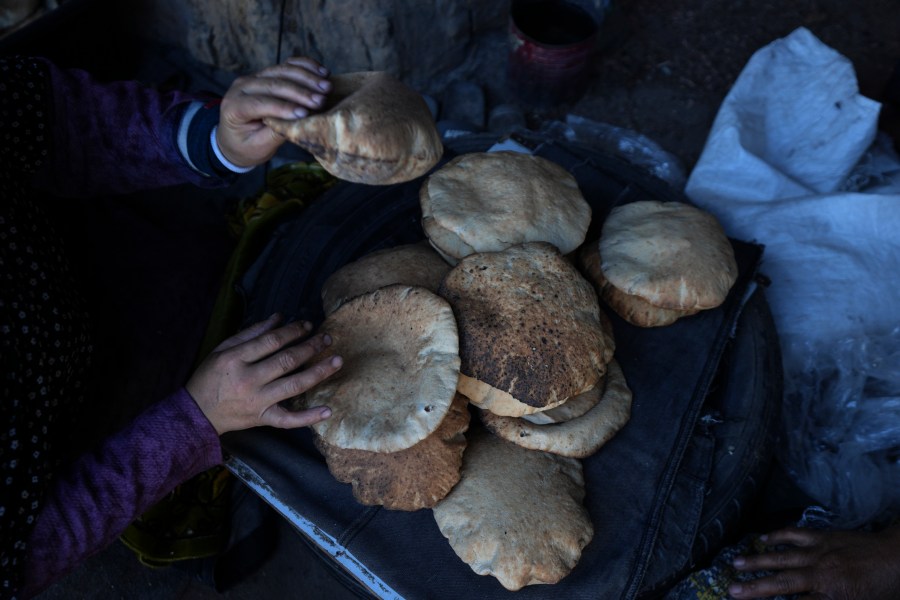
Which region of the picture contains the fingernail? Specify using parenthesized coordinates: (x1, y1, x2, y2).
(311, 93, 324, 105)
(320, 407, 332, 418)
(293, 107, 308, 118)
(317, 80, 331, 92)
(331, 355, 343, 368)
(318, 66, 329, 76)
(733, 557, 745, 567)
(729, 584, 743, 594)
(323, 334, 332, 345)
(759, 534, 768, 542)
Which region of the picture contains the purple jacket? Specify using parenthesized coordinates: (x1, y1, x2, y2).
(35, 58, 227, 196)
(24, 390, 222, 596)
(19, 60, 227, 596)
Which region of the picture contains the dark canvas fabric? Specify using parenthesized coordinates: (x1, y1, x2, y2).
(222, 136, 778, 599)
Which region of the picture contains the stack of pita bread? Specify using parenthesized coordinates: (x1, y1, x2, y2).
(302, 283, 464, 511)
(579, 199, 738, 327)
(290, 149, 737, 591)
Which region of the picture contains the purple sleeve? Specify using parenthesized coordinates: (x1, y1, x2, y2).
(22, 388, 223, 596)
(37, 58, 226, 197)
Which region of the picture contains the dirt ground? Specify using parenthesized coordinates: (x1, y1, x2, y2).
(560, 0, 900, 170)
(426, 0, 900, 185)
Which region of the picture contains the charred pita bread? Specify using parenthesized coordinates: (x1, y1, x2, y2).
(420, 152, 591, 264)
(440, 242, 614, 417)
(433, 427, 593, 591)
(582, 200, 738, 327)
(264, 71, 442, 185)
(479, 359, 631, 458)
(303, 284, 460, 453)
(314, 394, 470, 511)
(321, 242, 451, 316)
(521, 377, 604, 425)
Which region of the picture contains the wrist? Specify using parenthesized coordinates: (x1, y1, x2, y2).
(177, 99, 250, 178)
(185, 381, 227, 436)
(210, 126, 255, 173)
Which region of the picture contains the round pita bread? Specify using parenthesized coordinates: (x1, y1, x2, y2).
(304, 285, 460, 453)
(420, 151, 591, 264)
(314, 394, 470, 511)
(479, 359, 631, 458)
(598, 200, 738, 313)
(440, 242, 614, 417)
(520, 376, 604, 425)
(264, 71, 443, 185)
(432, 428, 593, 591)
(321, 242, 451, 316)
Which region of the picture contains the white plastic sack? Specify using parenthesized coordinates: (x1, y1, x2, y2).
(684, 27, 900, 526)
(688, 26, 881, 202)
(686, 26, 900, 350)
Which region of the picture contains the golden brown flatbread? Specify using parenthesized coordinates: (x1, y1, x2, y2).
(581, 200, 738, 327)
(314, 394, 470, 511)
(264, 71, 442, 185)
(303, 285, 460, 453)
(440, 242, 615, 417)
(479, 358, 631, 458)
(420, 151, 591, 264)
(432, 428, 593, 591)
(320, 242, 451, 316)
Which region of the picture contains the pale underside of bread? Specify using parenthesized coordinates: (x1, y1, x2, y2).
(432, 428, 593, 591)
(479, 358, 631, 458)
(521, 374, 605, 425)
(456, 373, 568, 417)
(264, 71, 443, 185)
(314, 393, 470, 511)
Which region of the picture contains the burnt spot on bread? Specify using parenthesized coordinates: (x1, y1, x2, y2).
(443, 245, 609, 410)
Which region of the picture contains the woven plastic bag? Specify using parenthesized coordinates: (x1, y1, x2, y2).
(780, 330, 900, 528)
(684, 27, 900, 527)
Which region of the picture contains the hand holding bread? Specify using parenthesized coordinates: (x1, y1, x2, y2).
(217, 56, 333, 168)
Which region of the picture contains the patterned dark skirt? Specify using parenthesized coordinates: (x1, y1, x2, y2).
(0, 56, 92, 597)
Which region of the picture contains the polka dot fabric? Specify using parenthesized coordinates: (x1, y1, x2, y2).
(1, 57, 93, 598)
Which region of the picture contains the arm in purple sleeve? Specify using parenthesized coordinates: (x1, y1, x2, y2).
(21, 388, 223, 597)
(36, 58, 233, 197)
